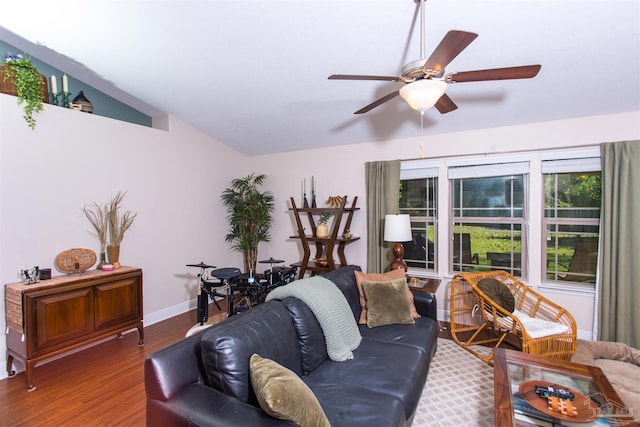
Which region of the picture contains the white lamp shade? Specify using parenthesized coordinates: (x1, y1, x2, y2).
(384, 214, 412, 242)
(399, 79, 447, 112)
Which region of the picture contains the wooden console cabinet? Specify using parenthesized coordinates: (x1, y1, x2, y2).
(5, 266, 143, 391)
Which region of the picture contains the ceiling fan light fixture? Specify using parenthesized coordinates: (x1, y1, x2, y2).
(399, 79, 447, 112)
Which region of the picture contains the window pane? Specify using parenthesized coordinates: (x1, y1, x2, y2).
(545, 229, 598, 284)
(544, 172, 601, 219)
(451, 224, 523, 276)
(451, 173, 526, 277)
(400, 177, 437, 272)
(404, 222, 435, 270)
(544, 171, 601, 285)
(400, 177, 436, 217)
(453, 176, 524, 218)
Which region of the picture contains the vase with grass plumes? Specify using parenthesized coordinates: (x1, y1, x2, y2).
(107, 191, 137, 269)
(106, 244, 121, 268)
(83, 201, 108, 270)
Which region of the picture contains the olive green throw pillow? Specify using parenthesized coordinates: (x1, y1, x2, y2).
(249, 354, 330, 427)
(354, 269, 420, 324)
(361, 278, 415, 328)
(477, 278, 515, 314)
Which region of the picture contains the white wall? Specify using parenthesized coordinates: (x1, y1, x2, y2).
(1, 92, 638, 379)
(251, 111, 640, 341)
(0, 95, 247, 377)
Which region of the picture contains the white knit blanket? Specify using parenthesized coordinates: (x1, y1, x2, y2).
(266, 276, 361, 361)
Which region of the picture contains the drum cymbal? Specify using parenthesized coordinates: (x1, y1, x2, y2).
(186, 262, 216, 269)
(259, 257, 285, 264)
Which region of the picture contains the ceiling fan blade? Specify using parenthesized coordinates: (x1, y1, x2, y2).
(434, 94, 458, 114)
(423, 30, 478, 73)
(447, 65, 542, 83)
(329, 74, 402, 82)
(354, 91, 400, 114)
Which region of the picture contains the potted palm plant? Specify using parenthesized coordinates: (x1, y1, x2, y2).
(221, 174, 274, 274)
(1, 53, 47, 129)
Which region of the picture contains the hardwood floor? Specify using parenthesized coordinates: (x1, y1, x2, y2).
(0, 303, 205, 427)
(0, 302, 455, 427)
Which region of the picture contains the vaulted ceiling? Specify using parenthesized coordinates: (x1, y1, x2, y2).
(1, 1, 639, 155)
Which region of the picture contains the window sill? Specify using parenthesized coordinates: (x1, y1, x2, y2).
(538, 282, 596, 297)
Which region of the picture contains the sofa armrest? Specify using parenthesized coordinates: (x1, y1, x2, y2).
(147, 383, 288, 427)
(145, 331, 204, 401)
(412, 290, 437, 323)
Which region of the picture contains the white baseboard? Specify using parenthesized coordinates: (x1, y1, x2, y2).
(144, 298, 197, 326)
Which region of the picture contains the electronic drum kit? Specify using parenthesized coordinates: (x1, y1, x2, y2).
(185, 257, 297, 325)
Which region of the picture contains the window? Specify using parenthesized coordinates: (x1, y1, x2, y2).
(449, 162, 529, 276)
(543, 158, 601, 286)
(399, 162, 438, 271)
(398, 149, 601, 285)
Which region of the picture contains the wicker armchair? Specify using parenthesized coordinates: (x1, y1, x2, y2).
(450, 271, 577, 365)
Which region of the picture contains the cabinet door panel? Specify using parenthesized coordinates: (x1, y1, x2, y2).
(35, 288, 94, 352)
(95, 278, 141, 330)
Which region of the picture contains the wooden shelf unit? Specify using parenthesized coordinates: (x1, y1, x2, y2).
(5, 266, 143, 391)
(289, 196, 359, 278)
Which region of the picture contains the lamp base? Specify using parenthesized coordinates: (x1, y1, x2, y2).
(390, 242, 408, 272)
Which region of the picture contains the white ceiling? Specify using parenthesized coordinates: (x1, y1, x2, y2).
(1, 1, 639, 156)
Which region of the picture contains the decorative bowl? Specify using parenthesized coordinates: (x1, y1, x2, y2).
(313, 258, 328, 267)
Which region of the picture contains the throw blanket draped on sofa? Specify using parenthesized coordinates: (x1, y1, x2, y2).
(267, 276, 362, 361)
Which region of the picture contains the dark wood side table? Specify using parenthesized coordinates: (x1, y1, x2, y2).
(408, 277, 441, 294)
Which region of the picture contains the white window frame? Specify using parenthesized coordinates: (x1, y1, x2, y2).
(448, 161, 530, 277)
(400, 160, 439, 273)
(541, 148, 601, 290)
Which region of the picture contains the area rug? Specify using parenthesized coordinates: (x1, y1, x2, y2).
(413, 338, 495, 427)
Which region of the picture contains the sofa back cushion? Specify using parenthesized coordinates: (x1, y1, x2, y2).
(200, 301, 301, 404)
(282, 297, 328, 374)
(322, 265, 362, 320)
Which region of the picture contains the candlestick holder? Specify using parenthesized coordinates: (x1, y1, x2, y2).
(61, 91, 71, 108)
(50, 92, 60, 106)
(311, 192, 317, 208)
(303, 194, 309, 208)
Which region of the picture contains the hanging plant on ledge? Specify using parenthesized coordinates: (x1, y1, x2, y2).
(1, 53, 47, 129)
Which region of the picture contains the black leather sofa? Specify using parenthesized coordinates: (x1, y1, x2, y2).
(145, 265, 439, 427)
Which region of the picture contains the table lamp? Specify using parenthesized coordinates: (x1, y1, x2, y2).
(384, 214, 412, 271)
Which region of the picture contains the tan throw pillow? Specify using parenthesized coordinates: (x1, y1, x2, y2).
(249, 354, 330, 427)
(361, 278, 416, 328)
(354, 269, 419, 324)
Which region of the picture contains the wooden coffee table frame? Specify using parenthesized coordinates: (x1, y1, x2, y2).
(493, 348, 636, 426)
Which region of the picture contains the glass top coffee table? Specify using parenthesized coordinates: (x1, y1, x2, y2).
(494, 348, 636, 426)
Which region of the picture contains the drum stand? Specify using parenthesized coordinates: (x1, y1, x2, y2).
(210, 267, 242, 317)
(259, 257, 285, 289)
(186, 262, 218, 325)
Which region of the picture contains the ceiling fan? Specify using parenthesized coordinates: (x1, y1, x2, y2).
(328, 0, 541, 115)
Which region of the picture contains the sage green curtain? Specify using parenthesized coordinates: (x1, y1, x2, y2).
(599, 140, 640, 348)
(365, 160, 401, 273)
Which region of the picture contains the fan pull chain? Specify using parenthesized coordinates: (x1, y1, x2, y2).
(420, 111, 425, 159)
